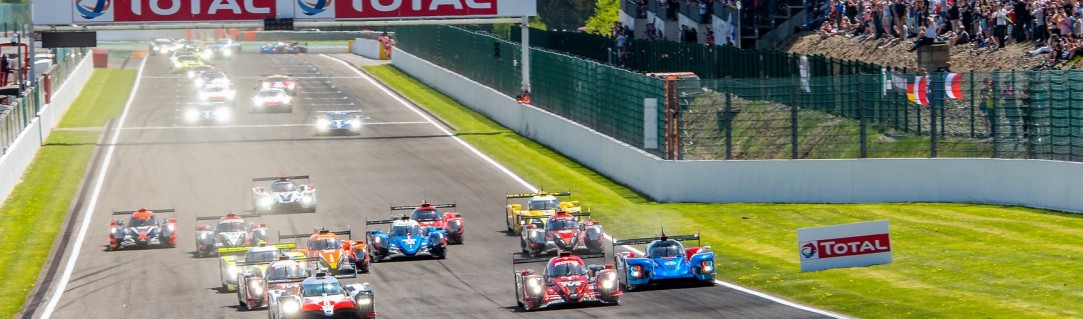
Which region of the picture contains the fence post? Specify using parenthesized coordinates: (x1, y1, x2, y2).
(930, 72, 939, 158)
(860, 74, 868, 158)
(970, 70, 975, 138)
(992, 70, 1000, 158)
(791, 77, 799, 159)
(725, 79, 733, 160)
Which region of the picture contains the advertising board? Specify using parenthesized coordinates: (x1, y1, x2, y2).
(797, 220, 893, 272)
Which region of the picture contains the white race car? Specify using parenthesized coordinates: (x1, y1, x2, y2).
(252, 175, 317, 213)
(251, 88, 293, 113)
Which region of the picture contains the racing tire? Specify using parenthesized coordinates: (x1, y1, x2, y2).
(506, 216, 513, 232)
(432, 247, 447, 259)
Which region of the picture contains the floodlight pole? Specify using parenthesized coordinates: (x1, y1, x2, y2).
(28, 1, 35, 87)
(520, 16, 530, 96)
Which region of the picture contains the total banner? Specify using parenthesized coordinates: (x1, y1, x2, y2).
(37, 0, 535, 25)
(797, 220, 892, 272)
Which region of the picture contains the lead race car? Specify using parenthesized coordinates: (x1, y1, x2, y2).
(520, 211, 604, 257)
(513, 252, 621, 311)
(314, 111, 365, 136)
(506, 190, 582, 235)
(108, 208, 177, 251)
(194, 212, 268, 258)
(365, 216, 447, 262)
(252, 175, 317, 213)
(280, 228, 369, 276)
(181, 102, 233, 125)
(612, 231, 715, 291)
(268, 272, 376, 319)
(390, 201, 463, 244)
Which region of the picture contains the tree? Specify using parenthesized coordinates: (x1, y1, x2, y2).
(584, 0, 620, 35)
(537, 0, 595, 31)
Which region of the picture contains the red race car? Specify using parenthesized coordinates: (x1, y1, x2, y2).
(513, 252, 621, 311)
(268, 272, 376, 319)
(260, 75, 298, 95)
(108, 208, 177, 250)
(390, 201, 464, 244)
(520, 211, 604, 257)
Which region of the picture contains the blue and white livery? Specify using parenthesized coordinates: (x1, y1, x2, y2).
(314, 110, 365, 136)
(365, 217, 447, 262)
(613, 232, 715, 291)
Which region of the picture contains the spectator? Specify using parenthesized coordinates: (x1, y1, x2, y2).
(949, 1, 961, 32)
(690, 26, 699, 43)
(910, 16, 940, 50)
(948, 28, 972, 45)
(706, 28, 716, 45)
(979, 79, 997, 137)
(994, 4, 1008, 48)
(1033, 3, 1047, 44)
(820, 21, 841, 38)
(699, 0, 711, 22)
(679, 25, 688, 42)
(0, 55, 8, 86)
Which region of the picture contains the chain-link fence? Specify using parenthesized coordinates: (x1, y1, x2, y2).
(0, 47, 87, 154)
(680, 70, 1080, 160)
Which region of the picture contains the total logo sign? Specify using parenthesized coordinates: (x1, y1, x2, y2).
(796, 220, 893, 272)
(798, 233, 891, 260)
(297, 0, 506, 20)
(73, 0, 279, 23)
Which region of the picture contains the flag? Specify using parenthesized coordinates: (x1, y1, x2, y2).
(882, 68, 889, 96)
(799, 55, 811, 93)
(908, 76, 928, 105)
(945, 72, 964, 100)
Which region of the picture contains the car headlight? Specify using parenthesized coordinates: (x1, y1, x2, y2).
(601, 277, 615, 289)
(228, 265, 238, 277)
(282, 299, 300, 313)
(198, 92, 209, 100)
(357, 297, 371, 305)
(702, 261, 714, 273)
(203, 49, 213, 56)
(316, 119, 330, 128)
(222, 49, 232, 56)
(185, 109, 199, 121)
(351, 119, 361, 127)
(215, 107, 231, 121)
(527, 278, 542, 295)
(259, 196, 273, 208)
(301, 195, 313, 203)
(158, 47, 167, 53)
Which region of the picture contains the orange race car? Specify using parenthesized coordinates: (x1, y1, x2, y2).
(280, 228, 369, 275)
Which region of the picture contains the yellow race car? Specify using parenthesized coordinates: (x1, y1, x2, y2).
(217, 242, 306, 292)
(171, 54, 205, 73)
(505, 191, 581, 235)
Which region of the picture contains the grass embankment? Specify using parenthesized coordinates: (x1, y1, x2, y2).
(0, 69, 136, 317)
(363, 65, 1083, 319)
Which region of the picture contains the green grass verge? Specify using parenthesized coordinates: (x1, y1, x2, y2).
(0, 68, 135, 317)
(363, 64, 1083, 319)
(58, 69, 136, 128)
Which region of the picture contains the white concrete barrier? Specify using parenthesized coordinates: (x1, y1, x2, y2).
(0, 55, 93, 206)
(392, 48, 1083, 214)
(351, 38, 382, 60)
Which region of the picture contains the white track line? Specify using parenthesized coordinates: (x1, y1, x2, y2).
(120, 121, 426, 130)
(323, 54, 852, 319)
(41, 57, 150, 319)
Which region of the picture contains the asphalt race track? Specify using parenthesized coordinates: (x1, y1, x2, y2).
(25, 49, 834, 318)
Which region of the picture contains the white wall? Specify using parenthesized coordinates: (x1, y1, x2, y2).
(351, 38, 382, 60)
(392, 49, 1083, 214)
(0, 55, 93, 207)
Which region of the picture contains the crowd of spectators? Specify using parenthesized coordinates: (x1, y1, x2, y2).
(805, 0, 1083, 67)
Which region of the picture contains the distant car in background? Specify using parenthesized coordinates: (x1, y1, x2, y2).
(182, 102, 233, 124)
(149, 38, 176, 55)
(203, 38, 240, 59)
(314, 111, 364, 135)
(260, 42, 307, 54)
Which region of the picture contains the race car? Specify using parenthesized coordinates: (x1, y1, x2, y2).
(268, 272, 376, 319)
(259, 75, 298, 95)
(193, 70, 232, 88)
(194, 212, 269, 258)
(506, 190, 582, 235)
(390, 201, 463, 244)
(196, 84, 237, 105)
(149, 38, 177, 55)
(513, 252, 621, 311)
(238, 256, 315, 311)
(252, 175, 317, 213)
(107, 208, 178, 250)
(261, 42, 308, 54)
(280, 228, 369, 275)
(186, 65, 217, 79)
(314, 111, 365, 136)
(613, 232, 715, 291)
(171, 54, 204, 73)
(251, 88, 293, 113)
(365, 216, 447, 262)
(202, 38, 240, 59)
(181, 102, 233, 124)
(218, 242, 304, 293)
(520, 211, 604, 257)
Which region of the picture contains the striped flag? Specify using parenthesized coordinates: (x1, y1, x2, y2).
(908, 76, 929, 105)
(945, 72, 964, 100)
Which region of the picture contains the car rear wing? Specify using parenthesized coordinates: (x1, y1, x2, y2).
(218, 243, 297, 255)
(613, 233, 700, 247)
(512, 253, 606, 267)
(315, 110, 363, 114)
(196, 213, 261, 221)
(390, 203, 455, 211)
(279, 229, 352, 241)
(365, 218, 396, 225)
(506, 191, 572, 199)
(252, 175, 309, 182)
(113, 208, 175, 215)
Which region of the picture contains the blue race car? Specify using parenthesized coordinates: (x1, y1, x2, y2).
(314, 110, 365, 136)
(365, 216, 447, 262)
(613, 231, 715, 291)
(260, 42, 308, 54)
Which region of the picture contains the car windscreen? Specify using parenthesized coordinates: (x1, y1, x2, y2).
(310, 238, 342, 250)
(390, 225, 422, 237)
(302, 281, 343, 297)
(411, 209, 439, 221)
(547, 260, 587, 277)
(257, 90, 283, 97)
(528, 199, 559, 210)
(271, 181, 296, 192)
(245, 250, 278, 262)
(267, 264, 306, 281)
(201, 73, 224, 80)
(649, 241, 684, 258)
(325, 113, 355, 120)
(204, 86, 227, 93)
(546, 218, 577, 231)
(154, 39, 172, 44)
(217, 221, 247, 232)
(129, 217, 156, 227)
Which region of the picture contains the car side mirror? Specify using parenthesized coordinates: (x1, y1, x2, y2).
(525, 224, 535, 230)
(520, 269, 534, 275)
